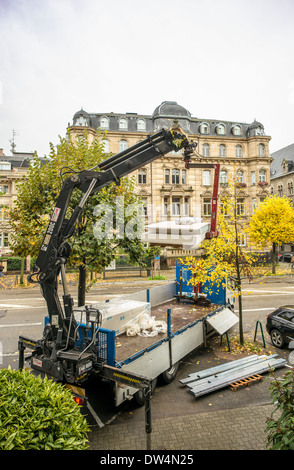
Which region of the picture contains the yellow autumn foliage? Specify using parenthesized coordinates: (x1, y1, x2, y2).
(248, 195, 294, 246)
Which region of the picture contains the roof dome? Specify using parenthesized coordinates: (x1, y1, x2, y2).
(73, 108, 90, 119)
(152, 101, 191, 119)
(73, 108, 90, 126)
(248, 119, 264, 129)
(247, 119, 265, 137)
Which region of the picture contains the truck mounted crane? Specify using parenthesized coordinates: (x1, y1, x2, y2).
(18, 127, 198, 383)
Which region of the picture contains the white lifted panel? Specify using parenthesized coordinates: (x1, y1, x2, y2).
(206, 308, 239, 336)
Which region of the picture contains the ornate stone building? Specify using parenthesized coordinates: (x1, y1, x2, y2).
(270, 143, 294, 202)
(270, 143, 294, 252)
(68, 101, 272, 249)
(0, 149, 33, 255)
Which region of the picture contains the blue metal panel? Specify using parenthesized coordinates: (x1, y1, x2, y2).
(176, 260, 227, 305)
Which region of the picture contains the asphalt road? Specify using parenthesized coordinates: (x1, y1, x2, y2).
(0, 276, 293, 429)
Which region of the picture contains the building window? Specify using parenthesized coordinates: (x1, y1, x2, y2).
(184, 197, 189, 216)
(0, 185, 9, 194)
(258, 144, 265, 157)
(251, 171, 256, 185)
(100, 117, 109, 129)
(102, 139, 109, 152)
(288, 182, 294, 195)
(138, 169, 147, 184)
(278, 184, 283, 197)
(237, 170, 244, 183)
(137, 119, 146, 131)
(217, 124, 226, 135)
(220, 170, 228, 185)
(202, 143, 210, 157)
(163, 197, 169, 216)
(172, 197, 181, 216)
(219, 144, 226, 157)
(0, 232, 9, 248)
(172, 169, 180, 184)
(182, 169, 187, 185)
(236, 145, 242, 158)
(0, 205, 9, 221)
(165, 169, 170, 184)
(141, 197, 148, 217)
(119, 118, 128, 129)
(259, 170, 266, 182)
(200, 123, 209, 134)
(233, 125, 242, 136)
(203, 170, 211, 186)
(203, 198, 211, 216)
(120, 139, 128, 152)
(236, 198, 245, 216)
(252, 198, 257, 212)
(220, 200, 228, 216)
(0, 162, 11, 170)
(238, 233, 246, 246)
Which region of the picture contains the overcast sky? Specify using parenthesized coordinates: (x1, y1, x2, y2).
(0, 0, 293, 157)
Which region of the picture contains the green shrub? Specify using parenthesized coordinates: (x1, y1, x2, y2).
(0, 368, 90, 450)
(266, 369, 294, 450)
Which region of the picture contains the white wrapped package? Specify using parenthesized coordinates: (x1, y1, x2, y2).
(74, 299, 151, 336)
(126, 312, 167, 337)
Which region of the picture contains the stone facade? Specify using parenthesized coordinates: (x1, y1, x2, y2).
(270, 143, 294, 252)
(68, 101, 272, 249)
(0, 149, 33, 255)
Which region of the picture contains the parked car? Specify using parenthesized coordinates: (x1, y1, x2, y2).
(266, 306, 294, 348)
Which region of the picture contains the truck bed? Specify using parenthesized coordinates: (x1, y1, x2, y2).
(114, 300, 219, 364)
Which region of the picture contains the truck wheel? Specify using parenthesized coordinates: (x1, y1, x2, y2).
(134, 378, 157, 406)
(270, 329, 285, 348)
(160, 362, 179, 384)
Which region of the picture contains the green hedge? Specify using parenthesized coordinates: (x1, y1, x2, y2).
(0, 257, 37, 271)
(0, 368, 90, 450)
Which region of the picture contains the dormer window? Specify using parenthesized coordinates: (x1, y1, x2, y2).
(255, 127, 264, 136)
(137, 119, 146, 131)
(119, 118, 128, 129)
(77, 116, 87, 126)
(100, 117, 109, 129)
(200, 122, 209, 134)
(216, 123, 226, 135)
(233, 125, 242, 136)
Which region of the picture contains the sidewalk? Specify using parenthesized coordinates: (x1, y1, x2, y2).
(88, 403, 275, 451)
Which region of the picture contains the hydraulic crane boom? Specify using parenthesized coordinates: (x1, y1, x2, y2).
(28, 127, 196, 348)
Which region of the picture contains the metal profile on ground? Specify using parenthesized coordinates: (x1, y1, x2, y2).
(180, 354, 261, 384)
(180, 354, 287, 398)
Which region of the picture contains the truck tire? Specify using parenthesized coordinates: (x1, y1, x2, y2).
(160, 362, 179, 384)
(134, 378, 157, 406)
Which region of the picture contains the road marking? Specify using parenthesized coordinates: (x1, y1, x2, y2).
(235, 307, 273, 312)
(244, 288, 293, 293)
(0, 322, 42, 328)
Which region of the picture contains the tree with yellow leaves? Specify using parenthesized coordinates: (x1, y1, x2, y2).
(182, 169, 257, 344)
(248, 195, 294, 274)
